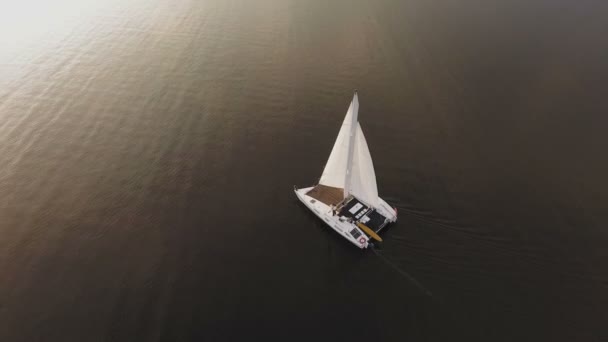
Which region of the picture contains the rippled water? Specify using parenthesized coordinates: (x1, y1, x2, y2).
(1, 0, 607, 341)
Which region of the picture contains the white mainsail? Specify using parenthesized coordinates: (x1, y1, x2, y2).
(319, 93, 379, 207)
(349, 124, 379, 207)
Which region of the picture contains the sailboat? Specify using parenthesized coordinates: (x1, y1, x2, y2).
(294, 92, 397, 249)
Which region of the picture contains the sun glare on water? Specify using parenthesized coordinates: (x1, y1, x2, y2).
(0, 0, 117, 58)
(0, 0, 123, 87)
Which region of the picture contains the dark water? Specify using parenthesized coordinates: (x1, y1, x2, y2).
(1, 0, 607, 341)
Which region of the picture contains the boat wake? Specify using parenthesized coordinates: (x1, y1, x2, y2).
(370, 246, 433, 297)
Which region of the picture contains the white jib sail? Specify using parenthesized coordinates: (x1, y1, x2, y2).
(318, 94, 358, 190)
(319, 93, 379, 208)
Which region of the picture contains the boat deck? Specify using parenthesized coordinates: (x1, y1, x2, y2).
(339, 197, 389, 233)
(306, 184, 344, 206)
(305, 185, 390, 235)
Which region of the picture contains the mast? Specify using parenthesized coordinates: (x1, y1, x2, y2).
(344, 91, 359, 198)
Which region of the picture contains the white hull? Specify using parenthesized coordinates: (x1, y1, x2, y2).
(294, 186, 396, 249)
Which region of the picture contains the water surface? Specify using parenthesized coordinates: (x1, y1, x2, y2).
(1, 0, 607, 341)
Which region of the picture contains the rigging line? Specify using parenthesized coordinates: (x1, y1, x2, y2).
(370, 245, 433, 297)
